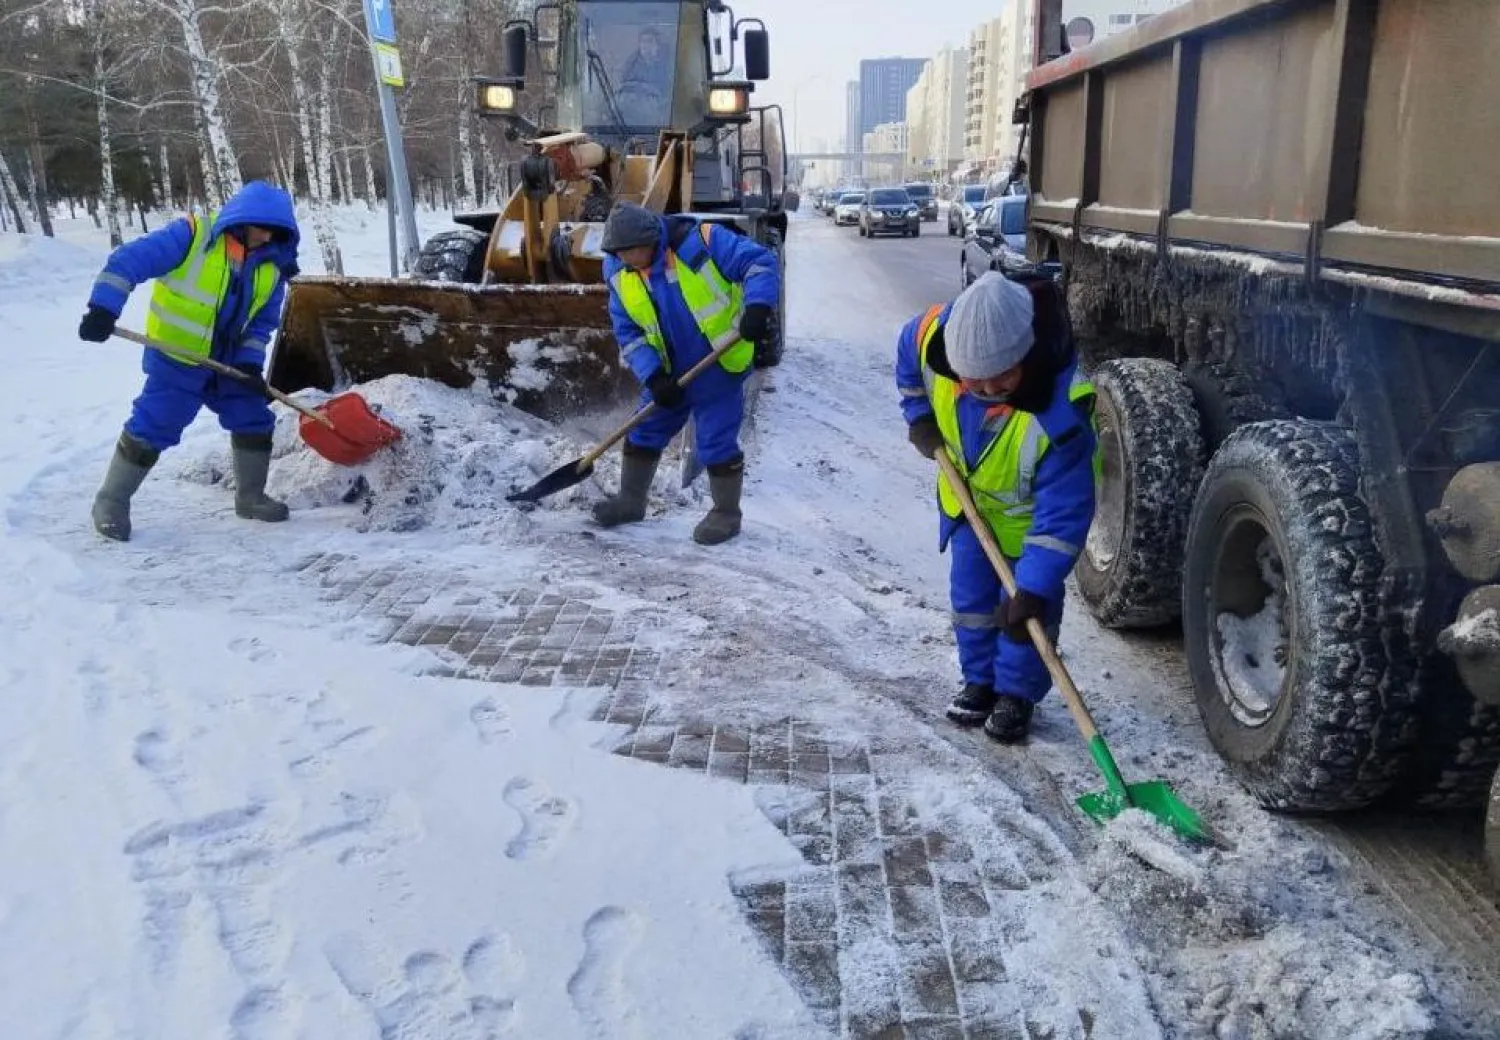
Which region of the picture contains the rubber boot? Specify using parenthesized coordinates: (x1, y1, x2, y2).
(945, 683, 997, 726)
(983, 694, 1036, 744)
(592, 444, 660, 527)
(232, 433, 290, 522)
(693, 458, 744, 545)
(92, 433, 158, 542)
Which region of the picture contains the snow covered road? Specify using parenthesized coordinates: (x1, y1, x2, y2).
(0, 208, 1488, 1038)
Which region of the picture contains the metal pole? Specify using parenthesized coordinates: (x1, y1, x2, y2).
(373, 79, 421, 271)
(386, 148, 399, 277)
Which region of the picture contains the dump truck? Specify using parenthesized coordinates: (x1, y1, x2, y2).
(1019, 0, 1500, 874)
(269, 0, 795, 419)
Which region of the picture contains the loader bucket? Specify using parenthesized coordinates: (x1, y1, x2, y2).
(268, 277, 634, 421)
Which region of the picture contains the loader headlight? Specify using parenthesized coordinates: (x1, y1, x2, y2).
(707, 86, 750, 117)
(478, 83, 518, 114)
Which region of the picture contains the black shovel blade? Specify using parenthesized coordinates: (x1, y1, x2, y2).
(507, 457, 595, 504)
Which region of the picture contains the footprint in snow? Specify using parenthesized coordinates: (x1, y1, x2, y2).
(469, 698, 512, 744)
(502, 777, 577, 861)
(567, 906, 646, 1040)
(229, 636, 277, 663)
(229, 985, 300, 1040)
(325, 930, 524, 1038)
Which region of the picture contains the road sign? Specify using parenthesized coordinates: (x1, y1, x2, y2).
(364, 0, 397, 44)
(374, 43, 404, 87)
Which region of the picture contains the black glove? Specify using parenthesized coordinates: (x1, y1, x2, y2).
(645, 370, 686, 410)
(907, 416, 945, 459)
(232, 362, 270, 397)
(78, 305, 117, 343)
(1002, 590, 1049, 642)
(738, 304, 773, 344)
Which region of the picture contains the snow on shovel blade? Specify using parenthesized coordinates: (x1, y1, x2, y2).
(1077, 778, 1220, 847)
(507, 458, 595, 504)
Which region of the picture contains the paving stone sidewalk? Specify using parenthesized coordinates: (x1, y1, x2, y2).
(302, 552, 1094, 1040)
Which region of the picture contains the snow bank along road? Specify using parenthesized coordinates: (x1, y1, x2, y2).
(0, 208, 1490, 1039)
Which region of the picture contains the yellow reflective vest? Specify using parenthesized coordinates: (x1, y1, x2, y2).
(146, 213, 280, 361)
(918, 304, 1096, 557)
(609, 223, 755, 375)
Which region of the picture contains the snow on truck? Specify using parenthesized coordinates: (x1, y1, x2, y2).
(268, 0, 795, 417)
(1020, 0, 1500, 876)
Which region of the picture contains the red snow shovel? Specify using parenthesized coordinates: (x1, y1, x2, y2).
(115, 328, 400, 466)
(935, 451, 1217, 845)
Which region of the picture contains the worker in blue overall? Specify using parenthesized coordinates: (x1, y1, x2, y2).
(595, 201, 780, 544)
(896, 272, 1097, 742)
(78, 181, 301, 541)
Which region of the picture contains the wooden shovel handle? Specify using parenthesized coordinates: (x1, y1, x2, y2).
(579, 334, 749, 469)
(114, 327, 335, 429)
(935, 450, 1102, 744)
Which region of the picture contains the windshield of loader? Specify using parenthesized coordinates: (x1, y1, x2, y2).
(577, 2, 682, 132)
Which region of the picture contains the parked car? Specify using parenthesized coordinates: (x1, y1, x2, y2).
(959, 196, 1029, 288)
(859, 188, 921, 238)
(902, 182, 938, 222)
(833, 192, 865, 226)
(947, 184, 988, 237)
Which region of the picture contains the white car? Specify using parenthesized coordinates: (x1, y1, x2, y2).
(833, 194, 865, 226)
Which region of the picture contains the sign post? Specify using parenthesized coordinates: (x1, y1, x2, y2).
(362, 0, 420, 273)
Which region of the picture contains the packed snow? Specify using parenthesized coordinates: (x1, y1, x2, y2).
(0, 204, 1463, 1038)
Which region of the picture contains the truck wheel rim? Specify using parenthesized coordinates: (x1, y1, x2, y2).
(1084, 392, 1127, 571)
(1209, 506, 1291, 727)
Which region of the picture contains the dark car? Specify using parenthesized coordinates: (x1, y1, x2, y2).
(947, 184, 988, 237)
(859, 188, 921, 239)
(903, 182, 938, 222)
(959, 196, 1029, 288)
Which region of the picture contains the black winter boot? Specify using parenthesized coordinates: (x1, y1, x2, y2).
(945, 683, 997, 726)
(592, 444, 660, 527)
(232, 433, 290, 522)
(92, 432, 159, 542)
(983, 695, 1036, 744)
(693, 457, 744, 545)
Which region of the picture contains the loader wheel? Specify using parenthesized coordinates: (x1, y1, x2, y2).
(1075, 359, 1206, 628)
(413, 228, 489, 283)
(1183, 420, 1421, 811)
(755, 230, 785, 368)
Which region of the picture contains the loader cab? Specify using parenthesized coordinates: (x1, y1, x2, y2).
(545, 0, 755, 147)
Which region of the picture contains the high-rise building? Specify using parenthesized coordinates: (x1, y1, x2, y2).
(963, 18, 1006, 166)
(844, 79, 861, 178)
(1060, 0, 1186, 50)
(905, 47, 969, 178)
(858, 58, 927, 138)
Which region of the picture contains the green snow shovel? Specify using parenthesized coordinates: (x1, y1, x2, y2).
(936, 451, 1215, 844)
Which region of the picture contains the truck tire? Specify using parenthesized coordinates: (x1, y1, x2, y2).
(1185, 361, 1292, 452)
(755, 230, 785, 368)
(1183, 420, 1419, 811)
(413, 228, 489, 283)
(1075, 358, 1206, 628)
(1404, 672, 1500, 810)
(1487, 767, 1500, 888)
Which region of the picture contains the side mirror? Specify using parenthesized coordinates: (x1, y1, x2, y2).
(743, 29, 770, 81)
(504, 24, 528, 81)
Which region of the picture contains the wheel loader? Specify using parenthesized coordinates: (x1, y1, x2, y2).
(268, 0, 796, 420)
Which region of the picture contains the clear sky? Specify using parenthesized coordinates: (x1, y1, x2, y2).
(745, 0, 1021, 152)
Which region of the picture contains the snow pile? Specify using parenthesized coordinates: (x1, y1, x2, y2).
(165, 374, 592, 534)
(1186, 925, 1432, 1040)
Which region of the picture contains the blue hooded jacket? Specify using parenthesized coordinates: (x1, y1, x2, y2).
(603, 214, 779, 398)
(88, 181, 302, 370)
(895, 300, 1097, 603)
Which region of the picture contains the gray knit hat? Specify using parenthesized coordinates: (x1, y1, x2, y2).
(945, 272, 1035, 380)
(600, 202, 661, 255)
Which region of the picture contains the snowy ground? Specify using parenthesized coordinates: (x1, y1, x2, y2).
(0, 205, 1483, 1039)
